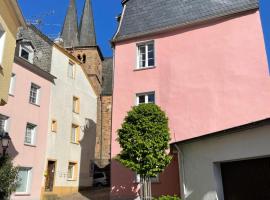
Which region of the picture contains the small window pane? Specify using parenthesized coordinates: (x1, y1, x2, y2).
(148, 93, 155, 103)
(138, 95, 145, 104)
(148, 58, 154, 67)
(21, 49, 29, 60)
(25, 123, 36, 145)
(68, 62, 75, 79)
(0, 115, 8, 132)
(29, 84, 40, 105)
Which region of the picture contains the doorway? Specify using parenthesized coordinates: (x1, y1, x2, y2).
(45, 160, 56, 192)
(221, 157, 270, 200)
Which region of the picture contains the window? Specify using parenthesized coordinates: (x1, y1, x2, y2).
(0, 115, 9, 132)
(136, 92, 155, 105)
(16, 167, 32, 194)
(0, 23, 6, 67)
(24, 123, 36, 146)
(19, 44, 34, 63)
(135, 174, 160, 183)
(70, 124, 80, 143)
(68, 62, 75, 79)
(29, 83, 40, 105)
(137, 41, 155, 68)
(73, 96, 80, 113)
(51, 120, 57, 132)
(67, 162, 77, 180)
(9, 73, 16, 95)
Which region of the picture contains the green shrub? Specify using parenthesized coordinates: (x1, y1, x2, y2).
(153, 195, 181, 200)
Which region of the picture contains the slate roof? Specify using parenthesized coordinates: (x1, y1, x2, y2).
(79, 0, 96, 46)
(114, 0, 259, 41)
(102, 58, 113, 96)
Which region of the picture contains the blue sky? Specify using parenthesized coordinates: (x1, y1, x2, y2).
(260, 0, 270, 70)
(18, 0, 122, 57)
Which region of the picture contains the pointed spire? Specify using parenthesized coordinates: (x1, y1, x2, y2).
(79, 0, 96, 46)
(61, 0, 79, 48)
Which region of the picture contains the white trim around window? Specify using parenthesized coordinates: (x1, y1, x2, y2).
(19, 44, 34, 64)
(15, 167, 32, 195)
(9, 73, 16, 96)
(24, 123, 37, 146)
(136, 92, 155, 105)
(0, 114, 9, 132)
(29, 83, 41, 105)
(136, 41, 155, 69)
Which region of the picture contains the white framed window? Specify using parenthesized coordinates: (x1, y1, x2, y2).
(67, 162, 77, 180)
(19, 44, 34, 63)
(16, 167, 32, 194)
(9, 73, 16, 95)
(137, 41, 155, 68)
(24, 123, 37, 146)
(68, 62, 76, 79)
(0, 23, 6, 68)
(0, 114, 9, 132)
(135, 174, 160, 183)
(29, 83, 40, 105)
(136, 92, 155, 105)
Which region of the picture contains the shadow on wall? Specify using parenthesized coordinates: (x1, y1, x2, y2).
(110, 160, 139, 200)
(7, 141, 19, 159)
(79, 118, 97, 190)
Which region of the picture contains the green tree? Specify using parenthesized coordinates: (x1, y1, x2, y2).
(0, 155, 19, 200)
(117, 103, 172, 199)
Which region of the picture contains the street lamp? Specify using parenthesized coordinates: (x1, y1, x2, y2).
(0, 131, 11, 156)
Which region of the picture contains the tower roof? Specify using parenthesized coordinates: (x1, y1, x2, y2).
(79, 0, 96, 46)
(61, 0, 79, 47)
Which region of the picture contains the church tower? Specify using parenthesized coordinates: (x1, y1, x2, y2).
(61, 0, 112, 171)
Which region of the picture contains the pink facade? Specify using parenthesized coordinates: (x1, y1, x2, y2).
(0, 61, 52, 200)
(111, 10, 270, 199)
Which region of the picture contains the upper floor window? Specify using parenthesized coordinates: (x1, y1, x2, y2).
(51, 119, 57, 133)
(29, 83, 40, 105)
(70, 124, 80, 144)
(136, 92, 155, 105)
(24, 123, 37, 146)
(68, 62, 76, 79)
(16, 167, 32, 194)
(73, 96, 80, 114)
(19, 43, 34, 63)
(9, 73, 16, 95)
(0, 23, 6, 68)
(137, 41, 155, 69)
(0, 114, 9, 132)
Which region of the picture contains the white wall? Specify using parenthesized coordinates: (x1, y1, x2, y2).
(178, 123, 270, 200)
(45, 47, 97, 189)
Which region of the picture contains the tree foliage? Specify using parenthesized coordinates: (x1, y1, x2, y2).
(0, 155, 19, 200)
(117, 103, 172, 178)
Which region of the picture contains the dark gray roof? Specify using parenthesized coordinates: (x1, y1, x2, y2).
(79, 0, 96, 46)
(114, 0, 258, 41)
(102, 58, 113, 96)
(16, 25, 53, 73)
(61, 0, 79, 47)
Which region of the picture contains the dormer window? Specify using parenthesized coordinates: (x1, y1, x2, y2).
(19, 43, 34, 63)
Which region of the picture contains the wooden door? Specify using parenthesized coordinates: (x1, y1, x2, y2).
(45, 161, 56, 192)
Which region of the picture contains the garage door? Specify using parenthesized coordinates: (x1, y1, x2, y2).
(221, 157, 270, 200)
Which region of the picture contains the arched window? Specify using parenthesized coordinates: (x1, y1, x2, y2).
(82, 54, 86, 63)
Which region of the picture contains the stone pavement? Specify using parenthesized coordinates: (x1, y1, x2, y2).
(59, 187, 110, 200)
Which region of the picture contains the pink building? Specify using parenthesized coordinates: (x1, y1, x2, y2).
(0, 36, 55, 199)
(111, 0, 270, 199)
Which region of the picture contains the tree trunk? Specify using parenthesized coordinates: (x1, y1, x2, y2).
(140, 176, 152, 200)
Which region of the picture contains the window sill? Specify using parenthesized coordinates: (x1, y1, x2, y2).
(73, 111, 80, 115)
(8, 94, 15, 97)
(29, 102, 40, 107)
(15, 193, 31, 196)
(134, 66, 156, 71)
(24, 143, 36, 147)
(70, 142, 80, 145)
(67, 179, 77, 182)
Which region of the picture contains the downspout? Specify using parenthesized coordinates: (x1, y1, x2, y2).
(174, 144, 186, 200)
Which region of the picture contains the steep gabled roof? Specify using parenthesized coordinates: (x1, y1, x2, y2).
(79, 0, 96, 46)
(113, 0, 259, 42)
(60, 0, 79, 47)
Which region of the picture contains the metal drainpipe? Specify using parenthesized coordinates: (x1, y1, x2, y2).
(174, 144, 186, 200)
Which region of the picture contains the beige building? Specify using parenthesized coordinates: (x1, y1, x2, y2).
(0, 0, 25, 105)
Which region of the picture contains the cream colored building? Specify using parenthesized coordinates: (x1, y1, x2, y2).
(42, 44, 97, 198)
(0, 0, 25, 105)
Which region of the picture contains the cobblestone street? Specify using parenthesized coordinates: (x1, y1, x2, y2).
(59, 187, 110, 200)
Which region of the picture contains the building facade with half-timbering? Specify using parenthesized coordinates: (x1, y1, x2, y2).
(111, 0, 270, 199)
